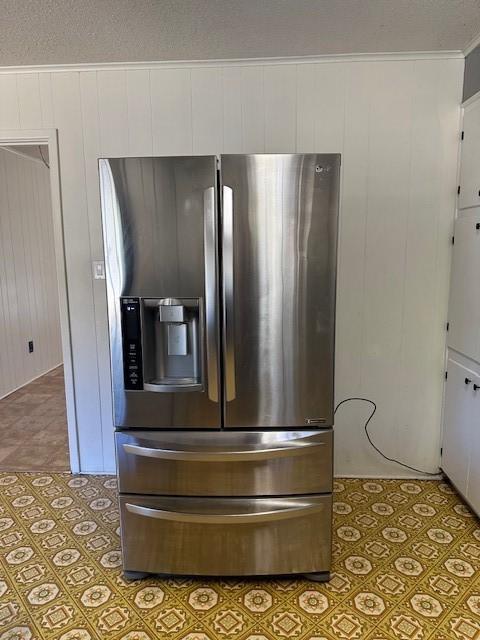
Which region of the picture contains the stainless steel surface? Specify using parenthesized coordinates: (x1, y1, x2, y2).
(116, 429, 333, 496)
(122, 440, 324, 461)
(222, 185, 236, 401)
(220, 154, 340, 428)
(99, 156, 220, 428)
(167, 324, 187, 355)
(101, 153, 339, 579)
(204, 186, 219, 403)
(125, 499, 326, 523)
(119, 494, 332, 576)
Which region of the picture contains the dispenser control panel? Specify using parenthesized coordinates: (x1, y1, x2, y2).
(120, 297, 143, 390)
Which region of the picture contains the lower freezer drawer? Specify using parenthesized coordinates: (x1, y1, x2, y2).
(119, 494, 332, 576)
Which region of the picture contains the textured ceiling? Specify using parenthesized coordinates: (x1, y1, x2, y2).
(0, 0, 479, 66)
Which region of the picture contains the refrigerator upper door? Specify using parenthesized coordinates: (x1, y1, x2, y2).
(221, 154, 340, 428)
(99, 156, 221, 428)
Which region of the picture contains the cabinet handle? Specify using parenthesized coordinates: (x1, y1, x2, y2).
(476, 223, 480, 230)
(474, 384, 480, 391)
(465, 378, 472, 385)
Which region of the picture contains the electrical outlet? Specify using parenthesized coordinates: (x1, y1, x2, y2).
(28, 340, 34, 353)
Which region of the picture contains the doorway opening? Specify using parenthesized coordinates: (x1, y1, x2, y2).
(0, 135, 77, 472)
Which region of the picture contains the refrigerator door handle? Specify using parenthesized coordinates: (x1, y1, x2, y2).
(125, 500, 325, 524)
(123, 441, 324, 461)
(204, 186, 219, 402)
(222, 185, 236, 401)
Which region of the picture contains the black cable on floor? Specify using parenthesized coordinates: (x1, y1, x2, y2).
(334, 397, 441, 477)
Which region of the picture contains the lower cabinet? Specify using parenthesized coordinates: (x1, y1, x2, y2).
(442, 356, 480, 514)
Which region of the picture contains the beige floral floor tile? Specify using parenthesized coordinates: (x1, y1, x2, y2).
(0, 474, 479, 639)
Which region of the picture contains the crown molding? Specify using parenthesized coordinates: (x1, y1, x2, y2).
(0, 50, 464, 75)
(464, 31, 480, 56)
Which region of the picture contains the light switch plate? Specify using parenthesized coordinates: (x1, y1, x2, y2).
(93, 261, 105, 279)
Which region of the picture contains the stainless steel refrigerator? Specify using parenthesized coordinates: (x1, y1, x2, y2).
(99, 154, 340, 580)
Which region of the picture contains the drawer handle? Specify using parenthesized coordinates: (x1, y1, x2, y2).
(123, 441, 324, 462)
(125, 501, 325, 524)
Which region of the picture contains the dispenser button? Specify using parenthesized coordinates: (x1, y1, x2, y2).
(167, 323, 188, 356)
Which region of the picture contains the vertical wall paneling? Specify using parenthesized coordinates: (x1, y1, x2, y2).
(150, 68, 193, 155)
(397, 60, 453, 471)
(3, 151, 32, 386)
(33, 161, 62, 367)
(126, 70, 153, 156)
(0, 56, 462, 474)
(17, 73, 42, 129)
(361, 61, 416, 474)
(0, 152, 18, 394)
(51, 72, 104, 471)
(241, 66, 265, 153)
(297, 63, 347, 152)
(191, 67, 224, 154)
(0, 149, 62, 398)
(334, 62, 374, 474)
(39, 74, 55, 128)
(97, 70, 129, 157)
(0, 75, 20, 129)
(222, 67, 243, 153)
(80, 71, 115, 470)
(264, 65, 297, 151)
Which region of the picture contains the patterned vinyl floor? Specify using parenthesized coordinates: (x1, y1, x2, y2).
(0, 474, 479, 640)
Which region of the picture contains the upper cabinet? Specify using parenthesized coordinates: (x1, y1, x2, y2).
(447, 210, 480, 360)
(459, 101, 480, 210)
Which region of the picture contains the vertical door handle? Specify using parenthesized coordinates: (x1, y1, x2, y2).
(204, 187, 219, 402)
(222, 185, 236, 401)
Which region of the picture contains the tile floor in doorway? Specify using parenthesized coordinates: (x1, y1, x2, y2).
(0, 367, 69, 472)
(0, 475, 479, 639)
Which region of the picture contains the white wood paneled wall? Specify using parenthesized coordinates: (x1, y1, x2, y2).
(0, 56, 463, 474)
(0, 148, 62, 398)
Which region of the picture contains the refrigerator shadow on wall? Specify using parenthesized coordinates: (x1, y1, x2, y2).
(0, 144, 70, 472)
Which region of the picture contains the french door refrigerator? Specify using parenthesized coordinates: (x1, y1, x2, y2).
(99, 154, 340, 580)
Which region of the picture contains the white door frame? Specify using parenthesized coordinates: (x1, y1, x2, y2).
(0, 128, 80, 473)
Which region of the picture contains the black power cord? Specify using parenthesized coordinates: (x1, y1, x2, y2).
(334, 397, 441, 477)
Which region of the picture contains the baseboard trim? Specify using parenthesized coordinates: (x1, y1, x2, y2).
(336, 473, 444, 480)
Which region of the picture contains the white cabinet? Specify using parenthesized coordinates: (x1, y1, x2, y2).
(468, 415, 480, 515)
(448, 211, 480, 359)
(442, 358, 479, 497)
(459, 101, 480, 210)
(442, 98, 480, 517)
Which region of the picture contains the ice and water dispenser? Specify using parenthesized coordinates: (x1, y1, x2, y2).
(120, 297, 203, 392)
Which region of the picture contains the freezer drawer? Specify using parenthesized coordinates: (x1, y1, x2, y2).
(119, 494, 332, 576)
(116, 429, 333, 496)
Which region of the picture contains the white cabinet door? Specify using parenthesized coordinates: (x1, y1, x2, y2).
(448, 211, 480, 360)
(459, 102, 480, 210)
(442, 358, 477, 496)
(466, 382, 480, 514)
